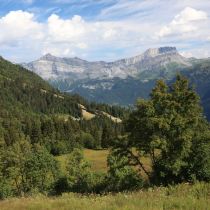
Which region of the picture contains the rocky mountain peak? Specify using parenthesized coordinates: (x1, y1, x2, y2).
(117, 46, 179, 65)
(40, 53, 55, 60)
(144, 47, 177, 57)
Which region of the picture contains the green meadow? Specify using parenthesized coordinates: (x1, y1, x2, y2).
(0, 150, 204, 210)
(0, 182, 209, 210)
(56, 149, 109, 173)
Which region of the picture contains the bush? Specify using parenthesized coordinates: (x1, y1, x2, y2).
(66, 149, 94, 193)
(24, 147, 60, 193)
(0, 181, 13, 199)
(81, 133, 96, 149)
(106, 153, 144, 192)
(50, 141, 68, 155)
(185, 131, 210, 182)
(52, 176, 69, 195)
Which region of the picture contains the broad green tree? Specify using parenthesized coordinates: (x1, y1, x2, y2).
(0, 137, 31, 195)
(0, 139, 59, 196)
(24, 146, 59, 193)
(113, 75, 210, 184)
(106, 151, 143, 192)
(66, 149, 93, 193)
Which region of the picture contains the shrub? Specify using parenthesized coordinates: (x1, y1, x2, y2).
(81, 133, 96, 149)
(24, 146, 60, 193)
(106, 152, 144, 192)
(0, 181, 13, 199)
(66, 149, 94, 193)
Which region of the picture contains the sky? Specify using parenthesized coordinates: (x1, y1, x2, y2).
(0, 0, 210, 62)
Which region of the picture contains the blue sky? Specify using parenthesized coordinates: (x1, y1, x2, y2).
(0, 0, 210, 62)
(0, 0, 116, 21)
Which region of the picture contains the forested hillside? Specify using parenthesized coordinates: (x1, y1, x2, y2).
(0, 56, 126, 154)
(0, 58, 210, 201)
(182, 60, 210, 120)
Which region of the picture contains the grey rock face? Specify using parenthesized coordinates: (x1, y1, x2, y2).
(22, 47, 191, 81)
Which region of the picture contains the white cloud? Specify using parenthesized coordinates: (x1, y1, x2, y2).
(0, 4, 210, 62)
(0, 10, 43, 45)
(0, 11, 130, 60)
(158, 7, 208, 37)
(180, 51, 194, 58)
(77, 43, 88, 49)
(172, 7, 207, 23)
(42, 46, 76, 57)
(43, 14, 128, 57)
(181, 48, 210, 58)
(47, 14, 86, 42)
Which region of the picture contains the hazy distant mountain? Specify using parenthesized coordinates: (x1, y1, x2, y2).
(21, 47, 210, 119)
(22, 47, 191, 101)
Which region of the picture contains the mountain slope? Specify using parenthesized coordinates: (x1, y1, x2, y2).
(21, 47, 210, 120)
(64, 77, 156, 105)
(0, 56, 127, 154)
(22, 47, 193, 104)
(181, 59, 210, 120)
(21, 46, 192, 104)
(1, 56, 127, 119)
(0, 56, 81, 118)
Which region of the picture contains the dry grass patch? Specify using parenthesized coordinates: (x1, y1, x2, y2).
(81, 109, 95, 120)
(101, 111, 122, 123)
(84, 149, 109, 172)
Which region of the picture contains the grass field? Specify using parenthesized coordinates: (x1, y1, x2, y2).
(84, 149, 109, 172)
(0, 182, 209, 210)
(56, 149, 109, 173)
(56, 149, 152, 179)
(1, 150, 210, 210)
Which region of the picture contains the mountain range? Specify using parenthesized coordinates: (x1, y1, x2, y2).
(22, 47, 210, 119)
(22, 47, 191, 82)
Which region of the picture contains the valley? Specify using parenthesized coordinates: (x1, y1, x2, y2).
(1, 1, 210, 209)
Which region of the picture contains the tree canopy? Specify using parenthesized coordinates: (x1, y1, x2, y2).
(113, 75, 210, 184)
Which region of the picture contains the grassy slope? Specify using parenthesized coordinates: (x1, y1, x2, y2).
(0, 183, 209, 210)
